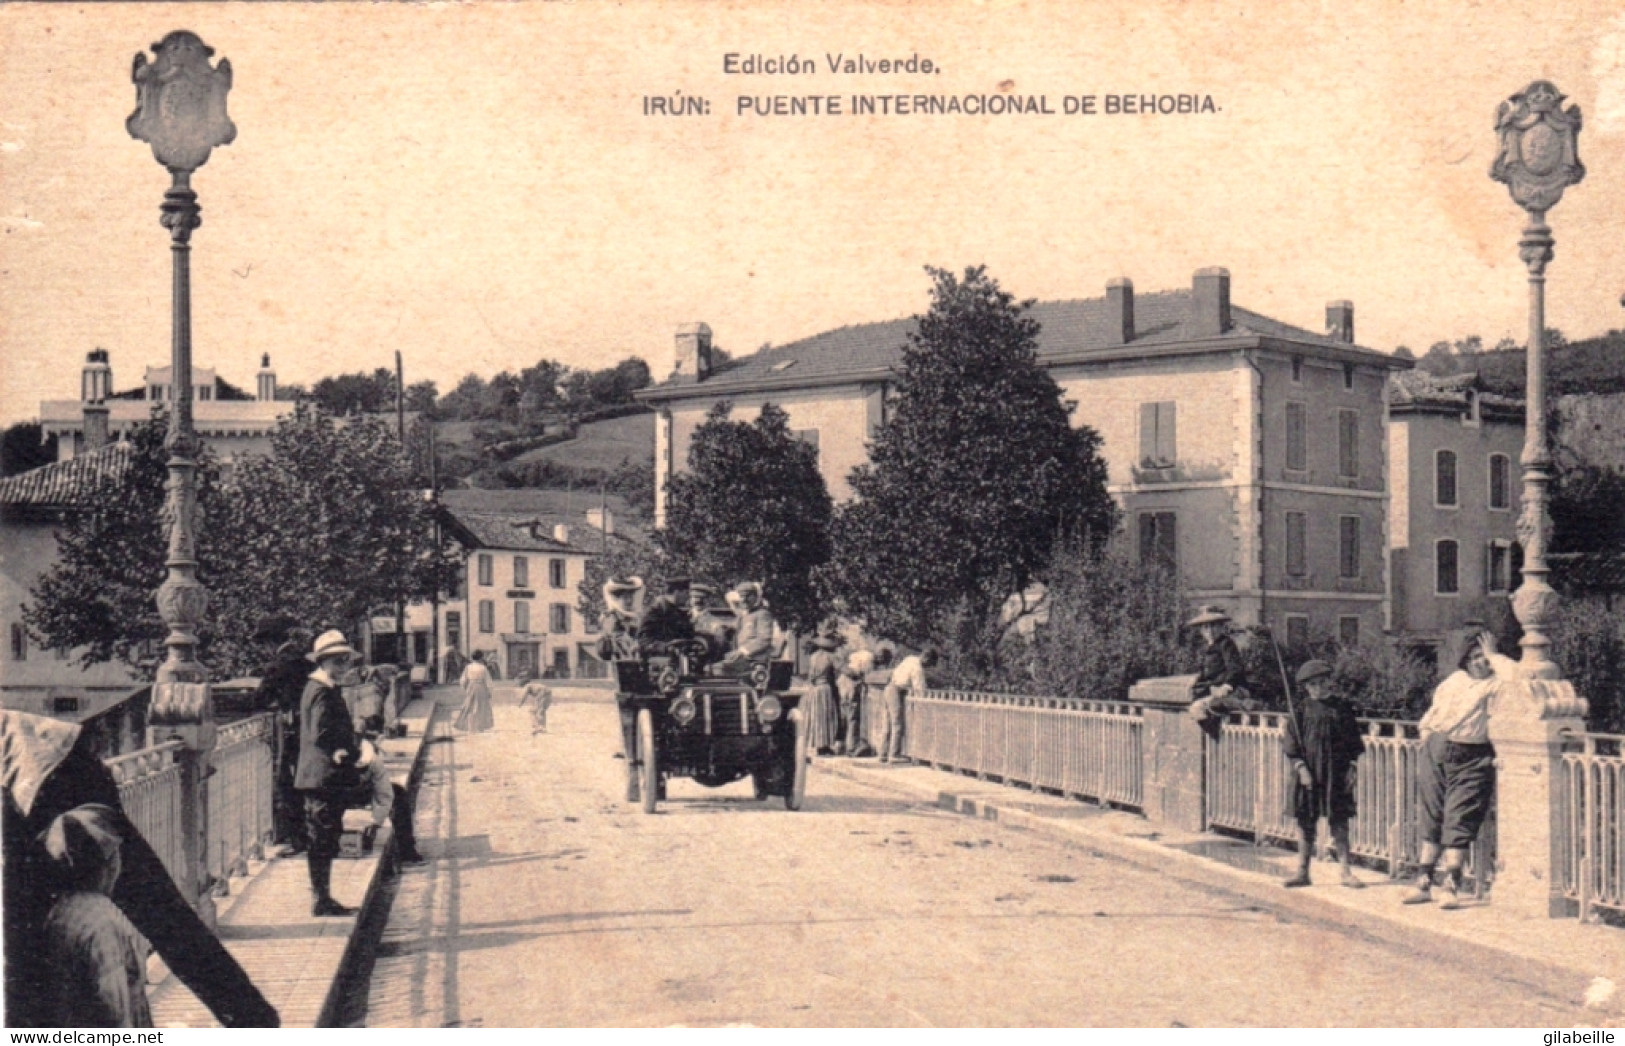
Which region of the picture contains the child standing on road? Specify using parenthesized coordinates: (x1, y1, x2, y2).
(1281, 660, 1366, 890)
(518, 672, 553, 735)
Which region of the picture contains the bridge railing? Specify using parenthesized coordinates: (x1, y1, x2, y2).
(205, 713, 276, 886)
(862, 687, 1144, 810)
(1562, 731, 1625, 919)
(107, 740, 188, 886)
(1205, 711, 1495, 891)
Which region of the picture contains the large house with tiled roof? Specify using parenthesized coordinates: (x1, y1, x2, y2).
(1387, 370, 1525, 647)
(0, 443, 146, 721)
(406, 489, 644, 682)
(640, 267, 1412, 641)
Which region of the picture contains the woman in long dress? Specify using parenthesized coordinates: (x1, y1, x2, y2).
(455, 652, 495, 734)
(805, 634, 842, 756)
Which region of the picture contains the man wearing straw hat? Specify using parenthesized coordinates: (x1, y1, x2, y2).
(1185, 605, 1254, 728)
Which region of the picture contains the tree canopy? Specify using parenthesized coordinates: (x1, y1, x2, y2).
(819, 265, 1118, 650)
(25, 406, 461, 679)
(2, 422, 58, 477)
(656, 402, 832, 633)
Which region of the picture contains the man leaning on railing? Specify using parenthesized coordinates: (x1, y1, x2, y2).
(1403, 630, 1516, 910)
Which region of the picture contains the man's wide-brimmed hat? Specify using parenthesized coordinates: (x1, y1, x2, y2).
(308, 629, 357, 662)
(1186, 606, 1231, 627)
(604, 575, 644, 594)
(1295, 659, 1334, 684)
(809, 633, 842, 650)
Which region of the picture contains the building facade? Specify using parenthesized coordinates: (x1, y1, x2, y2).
(1387, 370, 1525, 644)
(640, 268, 1409, 641)
(0, 445, 147, 722)
(430, 490, 639, 682)
(39, 349, 290, 465)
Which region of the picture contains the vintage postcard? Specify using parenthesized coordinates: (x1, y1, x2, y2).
(2, 0, 1623, 1031)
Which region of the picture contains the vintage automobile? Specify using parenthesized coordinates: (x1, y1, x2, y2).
(614, 638, 807, 814)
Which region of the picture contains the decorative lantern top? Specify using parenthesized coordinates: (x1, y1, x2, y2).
(1490, 80, 1584, 216)
(127, 31, 236, 173)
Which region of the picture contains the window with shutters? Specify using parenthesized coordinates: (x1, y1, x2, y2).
(1138, 512, 1177, 570)
(1489, 454, 1511, 510)
(1436, 540, 1459, 595)
(1285, 615, 1309, 650)
(513, 556, 529, 589)
(478, 600, 495, 633)
(1138, 402, 1177, 469)
(446, 611, 462, 652)
(1435, 450, 1458, 507)
(9, 623, 25, 661)
(549, 558, 567, 589)
(1338, 516, 1360, 579)
(1285, 512, 1308, 577)
(1337, 410, 1359, 478)
(1338, 616, 1360, 646)
(1291, 356, 1304, 383)
(514, 601, 530, 634)
(477, 554, 493, 588)
(550, 604, 571, 634)
(1285, 402, 1308, 472)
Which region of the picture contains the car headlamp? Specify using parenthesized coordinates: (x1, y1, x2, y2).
(656, 666, 681, 694)
(671, 695, 698, 726)
(756, 694, 782, 724)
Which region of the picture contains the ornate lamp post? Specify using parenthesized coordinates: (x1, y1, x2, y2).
(1487, 80, 1588, 918)
(1489, 80, 1584, 680)
(127, 30, 236, 919)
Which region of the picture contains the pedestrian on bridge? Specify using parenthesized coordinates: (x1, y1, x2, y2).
(880, 647, 936, 763)
(837, 646, 877, 756)
(456, 651, 495, 734)
(1404, 630, 1513, 909)
(1281, 659, 1366, 890)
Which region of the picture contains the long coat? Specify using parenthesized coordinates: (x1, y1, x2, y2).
(294, 676, 359, 792)
(1282, 696, 1365, 824)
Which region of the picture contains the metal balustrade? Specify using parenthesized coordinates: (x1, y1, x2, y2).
(1205, 712, 1495, 891)
(107, 740, 188, 887)
(858, 687, 1143, 809)
(1562, 732, 1625, 918)
(205, 713, 275, 887)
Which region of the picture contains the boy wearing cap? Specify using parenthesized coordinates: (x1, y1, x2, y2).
(40, 804, 152, 1027)
(1281, 660, 1366, 889)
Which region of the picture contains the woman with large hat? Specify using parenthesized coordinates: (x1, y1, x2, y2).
(804, 632, 844, 756)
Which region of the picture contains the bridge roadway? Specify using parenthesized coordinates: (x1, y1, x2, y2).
(361, 689, 1601, 1028)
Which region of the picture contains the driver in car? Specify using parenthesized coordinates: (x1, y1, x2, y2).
(721, 582, 777, 674)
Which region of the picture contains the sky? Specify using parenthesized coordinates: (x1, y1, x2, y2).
(3, 0, 1624, 425)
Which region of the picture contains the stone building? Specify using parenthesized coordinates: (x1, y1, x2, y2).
(0, 444, 146, 724)
(1386, 370, 1525, 646)
(38, 349, 290, 465)
(639, 267, 1410, 640)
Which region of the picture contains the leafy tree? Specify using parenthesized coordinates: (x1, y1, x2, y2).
(2, 422, 58, 476)
(1551, 463, 1625, 558)
(26, 407, 461, 679)
(657, 402, 832, 632)
(25, 414, 232, 673)
(310, 368, 397, 415)
(405, 380, 439, 418)
(819, 266, 1118, 651)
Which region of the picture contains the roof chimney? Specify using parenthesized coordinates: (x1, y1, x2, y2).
(81, 349, 112, 404)
(1190, 267, 1231, 338)
(83, 403, 110, 452)
(1326, 300, 1355, 344)
(673, 323, 713, 382)
(257, 353, 277, 401)
(553, 523, 571, 545)
(1105, 278, 1135, 344)
(586, 506, 615, 536)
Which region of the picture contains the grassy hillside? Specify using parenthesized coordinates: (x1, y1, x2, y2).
(512, 411, 653, 471)
(1451, 330, 1625, 397)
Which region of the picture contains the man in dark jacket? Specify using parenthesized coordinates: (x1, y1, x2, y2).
(1281, 659, 1367, 889)
(296, 630, 367, 917)
(255, 628, 311, 854)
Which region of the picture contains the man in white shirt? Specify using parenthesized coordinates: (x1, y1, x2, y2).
(880, 648, 936, 763)
(1404, 630, 1515, 909)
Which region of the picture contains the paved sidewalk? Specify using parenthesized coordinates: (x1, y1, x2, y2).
(821, 755, 1624, 1016)
(148, 698, 443, 1028)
